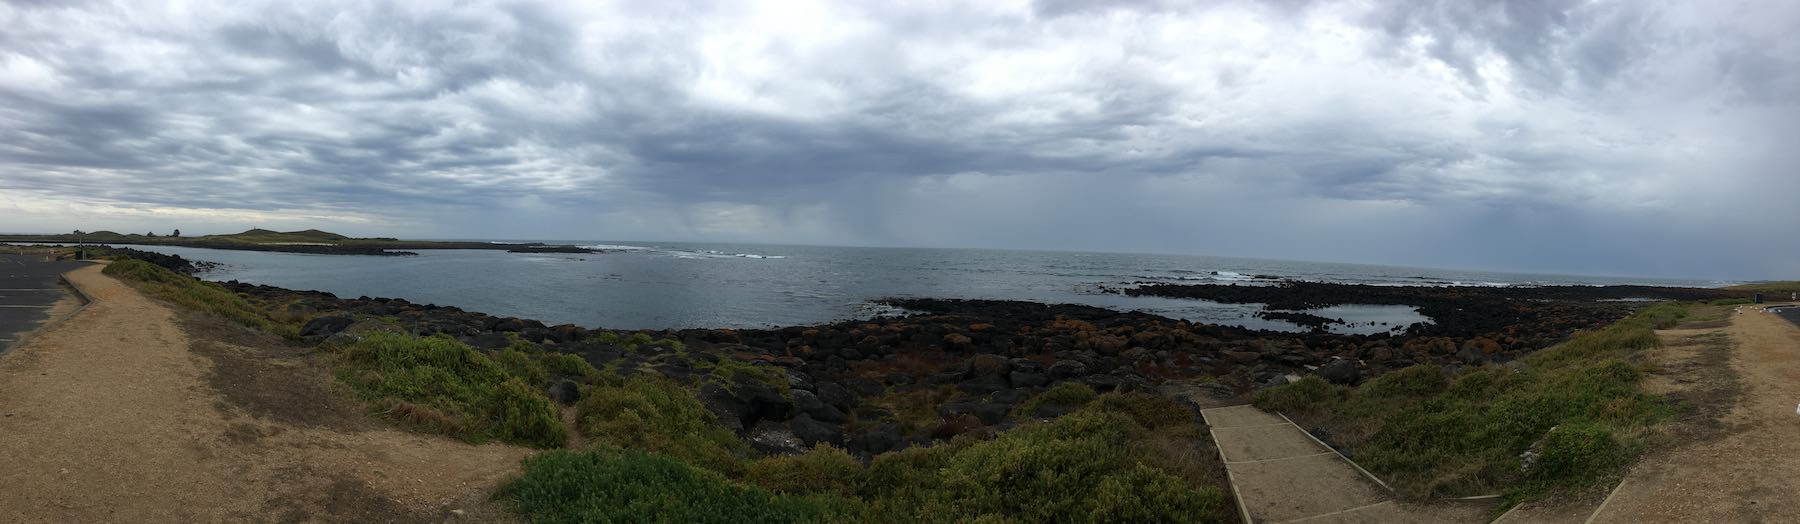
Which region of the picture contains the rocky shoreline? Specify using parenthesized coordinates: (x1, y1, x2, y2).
(205, 272, 1745, 460)
(111, 245, 1745, 460)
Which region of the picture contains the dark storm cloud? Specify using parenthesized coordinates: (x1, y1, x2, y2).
(0, 0, 1796, 278)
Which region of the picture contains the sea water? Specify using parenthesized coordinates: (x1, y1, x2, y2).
(113, 242, 1723, 333)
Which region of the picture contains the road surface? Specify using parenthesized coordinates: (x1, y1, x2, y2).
(0, 254, 86, 352)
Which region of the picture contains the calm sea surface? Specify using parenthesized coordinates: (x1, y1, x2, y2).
(114, 242, 1724, 333)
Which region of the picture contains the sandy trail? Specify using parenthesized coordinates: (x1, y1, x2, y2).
(0, 265, 529, 523)
(1593, 305, 1800, 522)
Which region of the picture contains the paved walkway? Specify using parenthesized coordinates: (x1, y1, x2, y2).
(1202, 405, 1488, 523)
(0, 254, 86, 352)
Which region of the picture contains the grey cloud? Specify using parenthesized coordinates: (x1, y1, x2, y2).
(0, 0, 1796, 279)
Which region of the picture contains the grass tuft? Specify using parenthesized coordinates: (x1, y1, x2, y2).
(103, 259, 271, 330)
(332, 332, 565, 448)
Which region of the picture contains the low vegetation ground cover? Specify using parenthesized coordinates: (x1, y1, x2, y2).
(104, 254, 1233, 522)
(102, 259, 271, 330)
(506, 389, 1231, 523)
(1255, 302, 1688, 504)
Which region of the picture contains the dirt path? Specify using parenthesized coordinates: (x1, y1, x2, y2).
(0, 265, 530, 522)
(1592, 305, 1800, 522)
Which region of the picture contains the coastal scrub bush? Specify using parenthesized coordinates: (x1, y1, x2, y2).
(1083, 391, 1192, 430)
(500, 448, 856, 524)
(744, 444, 866, 498)
(495, 348, 551, 385)
(576, 375, 746, 474)
(540, 352, 600, 378)
(1015, 381, 1098, 417)
(333, 332, 565, 448)
(917, 411, 1230, 523)
(1252, 376, 1345, 414)
(103, 259, 270, 330)
(1254, 303, 1686, 503)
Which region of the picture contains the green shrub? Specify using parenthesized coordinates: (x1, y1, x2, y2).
(1015, 382, 1098, 416)
(1708, 298, 1752, 306)
(496, 348, 551, 385)
(1083, 392, 1193, 430)
(1088, 464, 1229, 524)
(541, 353, 600, 378)
(500, 449, 855, 524)
(103, 259, 270, 329)
(576, 376, 745, 474)
(745, 444, 866, 498)
(917, 411, 1230, 523)
(333, 332, 564, 448)
(1529, 421, 1630, 487)
(1252, 376, 1346, 414)
(1360, 364, 1448, 398)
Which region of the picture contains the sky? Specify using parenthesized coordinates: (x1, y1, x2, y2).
(1, 0, 1796, 280)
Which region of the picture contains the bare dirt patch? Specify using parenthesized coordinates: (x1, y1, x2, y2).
(0, 265, 530, 522)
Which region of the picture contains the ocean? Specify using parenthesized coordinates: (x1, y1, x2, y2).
(117, 242, 1725, 333)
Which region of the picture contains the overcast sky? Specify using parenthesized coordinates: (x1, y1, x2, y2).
(1, 0, 1796, 279)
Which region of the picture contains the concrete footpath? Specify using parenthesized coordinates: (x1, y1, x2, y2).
(0, 254, 87, 352)
(1202, 405, 1488, 523)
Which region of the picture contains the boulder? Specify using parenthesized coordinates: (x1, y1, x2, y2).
(790, 413, 843, 447)
(1314, 359, 1360, 385)
(299, 316, 355, 343)
(699, 383, 749, 434)
(747, 420, 806, 456)
(846, 423, 904, 455)
(938, 401, 1008, 425)
(733, 375, 794, 423)
(1221, 351, 1260, 365)
(1048, 359, 1089, 379)
(956, 374, 1010, 396)
(547, 380, 580, 406)
(815, 381, 854, 409)
(1008, 371, 1049, 388)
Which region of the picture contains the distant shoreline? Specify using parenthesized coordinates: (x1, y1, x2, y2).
(0, 229, 599, 257)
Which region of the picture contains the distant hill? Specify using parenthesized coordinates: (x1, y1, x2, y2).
(201, 229, 357, 244)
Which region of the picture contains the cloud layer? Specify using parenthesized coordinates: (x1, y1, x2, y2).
(1, 0, 1796, 279)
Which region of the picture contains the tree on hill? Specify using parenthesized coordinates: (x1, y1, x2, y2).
(172, 229, 181, 237)
(147, 231, 157, 237)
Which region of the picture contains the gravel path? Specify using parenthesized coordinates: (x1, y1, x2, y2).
(0, 264, 529, 522)
(1591, 304, 1800, 522)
